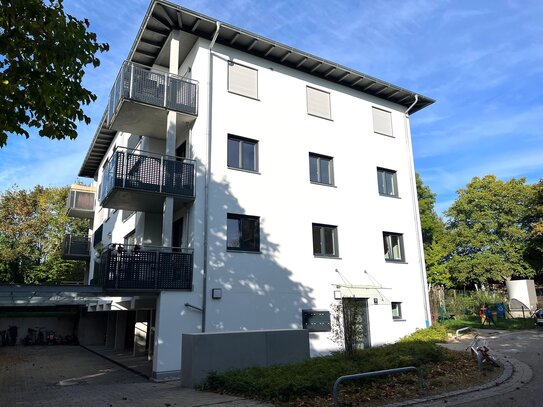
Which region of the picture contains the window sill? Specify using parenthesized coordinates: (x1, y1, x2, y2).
(228, 166, 260, 175)
(385, 260, 408, 264)
(310, 181, 336, 188)
(375, 131, 395, 138)
(379, 193, 400, 199)
(307, 112, 333, 121)
(227, 249, 261, 254)
(228, 90, 260, 101)
(314, 255, 342, 260)
(393, 318, 406, 322)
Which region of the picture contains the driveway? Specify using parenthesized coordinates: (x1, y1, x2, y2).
(0, 345, 270, 407)
(456, 329, 543, 407)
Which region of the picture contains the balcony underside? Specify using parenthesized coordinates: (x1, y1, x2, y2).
(101, 187, 194, 213)
(109, 100, 196, 139)
(66, 207, 94, 219)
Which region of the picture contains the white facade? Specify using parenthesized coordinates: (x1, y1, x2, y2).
(79, 1, 432, 379)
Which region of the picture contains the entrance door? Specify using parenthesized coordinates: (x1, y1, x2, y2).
(342, 298, 371, 349)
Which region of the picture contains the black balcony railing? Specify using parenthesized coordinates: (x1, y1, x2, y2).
(99, 147, 195, 206)
(92, 245, 193, 290)
(106, 61, 198, 126)
(62, 235, 91, 260)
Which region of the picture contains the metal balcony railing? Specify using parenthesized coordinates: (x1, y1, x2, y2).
(62, 235, 91, 259)
(92, 244, 193, 290)
(99, 147, 195, 204)
(106, 61, 198, 126)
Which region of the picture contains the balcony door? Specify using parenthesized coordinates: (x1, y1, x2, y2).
(173, 217, 184, 249)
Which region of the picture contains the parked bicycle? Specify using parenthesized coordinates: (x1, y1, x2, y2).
(467, 334, 499, 366)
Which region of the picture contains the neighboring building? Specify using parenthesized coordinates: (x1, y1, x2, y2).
(72, 0, 434, 380)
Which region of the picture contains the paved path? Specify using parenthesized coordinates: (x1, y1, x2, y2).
(388, 329, 542, 407)
(0, 345, 271, 407)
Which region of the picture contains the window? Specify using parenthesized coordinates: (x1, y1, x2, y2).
(391, 302, 402, 320)
(228, 62, 258, 99)
(228, 135, 258, 172)
(307, 86, 331, 119)
(383, 232, 405, 262)
(227, 214, 260, 252)
(309, 154, 334, 185)
(313, 224, 339, 257)
(372, 107, 393, 136)
(122, 210, 135, 222)
(377, 168, 398, 197)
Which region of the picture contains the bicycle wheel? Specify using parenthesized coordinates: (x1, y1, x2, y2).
(488, 355, 499, 366)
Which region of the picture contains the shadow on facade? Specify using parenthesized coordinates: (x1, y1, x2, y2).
(193, 161, 318, 338)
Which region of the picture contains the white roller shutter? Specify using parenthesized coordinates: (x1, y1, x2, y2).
(306, 86, 331, 119)
(228, 62, 258, 99)
(372, 107, 393, 136)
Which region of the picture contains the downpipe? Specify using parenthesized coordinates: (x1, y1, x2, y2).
(403, 95, 431, 327)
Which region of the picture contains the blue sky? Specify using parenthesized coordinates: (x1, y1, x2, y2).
(1, 0, 542, 215)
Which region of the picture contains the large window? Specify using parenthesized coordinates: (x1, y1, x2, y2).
(391, 302, 402, 320)
(227, 214, 260, 252)
(227, 135, 258, 172)
(372, 107, 393, 136)
(313, 224, 339, 257)
(383, 232, 405, 262)
(377, 168, 398, 197)
(309, 153, 334, 185)
(228, 62, 258, 99)
(307, 86, 331, 120)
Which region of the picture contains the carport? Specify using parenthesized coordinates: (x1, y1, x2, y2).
(0, 285, 157, 378)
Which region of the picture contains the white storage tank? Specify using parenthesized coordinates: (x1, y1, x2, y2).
(506, 279, 538, 315)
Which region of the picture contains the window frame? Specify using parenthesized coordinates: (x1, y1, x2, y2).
(312, 223, 339, 258)
(372, 106, 393, 137)
(383, 232, 405, 262)
(377, 167, 398, 197)
(309, 153, 334, 186)
(227, 61, 259, 100)
(227, 135, 259, 172)
(227, 213, 260, 252)
(391, 302, 403, 320)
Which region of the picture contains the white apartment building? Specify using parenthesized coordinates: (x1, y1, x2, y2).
(69, 0, 434, 380)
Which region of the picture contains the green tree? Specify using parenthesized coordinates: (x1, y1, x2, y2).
(0, 0, 108, 147)
(0, 185, 89, 284)
(445, 175, 535, 286)
(526, 179, 543, 276)
(416, 173, 451, 286)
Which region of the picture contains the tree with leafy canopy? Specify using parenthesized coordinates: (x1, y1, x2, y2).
(0, 185, 89, 284)
(0, 0, 108, 147)
(416, 173, 452, 286)
(525, 179, 543, 276)
(445, 175, 535, 286)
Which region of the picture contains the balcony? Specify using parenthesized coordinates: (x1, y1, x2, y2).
(99, 147, 195, 212)
(62, 235, 91, 260)
(92, 245, 193, 291)
(106, 61, 198, 138)
(66, 185, 95, 218)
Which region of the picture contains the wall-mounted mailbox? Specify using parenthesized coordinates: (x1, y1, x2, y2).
(302, 309, 331, 332)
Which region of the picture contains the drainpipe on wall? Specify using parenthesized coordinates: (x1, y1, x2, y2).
(403, 95, 431, 328)
(201, 21, 221, 333)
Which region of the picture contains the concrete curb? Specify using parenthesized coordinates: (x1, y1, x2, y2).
(385, 354, 532, 407)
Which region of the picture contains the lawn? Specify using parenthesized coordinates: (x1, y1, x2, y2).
(441, 315, 538, 332)
(198, 324, 501, 406)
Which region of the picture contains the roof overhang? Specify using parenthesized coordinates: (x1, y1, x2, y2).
(79, 0, 434, 178)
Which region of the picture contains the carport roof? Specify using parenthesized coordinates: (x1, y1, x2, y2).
(0, 285, 106, 307)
